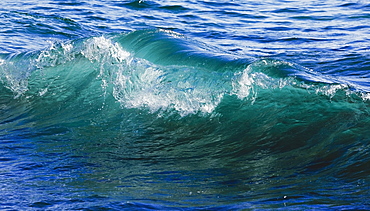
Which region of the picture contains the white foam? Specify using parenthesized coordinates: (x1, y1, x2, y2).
(0, 59, 30, 97)
(61, 43, 73, 53)
(360, 93, 370, 101)
(233, 70, 255, 100)
(81, 36, 130, 63)
(314, 84, 348, 97)
(113, 62, 224, 116)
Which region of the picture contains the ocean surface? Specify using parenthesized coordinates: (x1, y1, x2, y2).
(1, 0, 370, 210)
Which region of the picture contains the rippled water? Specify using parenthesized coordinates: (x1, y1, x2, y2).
(1, 0, 369, 210)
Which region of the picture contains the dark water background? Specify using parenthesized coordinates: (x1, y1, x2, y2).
(0, 0, 369, 210)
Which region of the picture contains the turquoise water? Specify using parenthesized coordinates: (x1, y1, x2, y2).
(1, 0, 369, 210)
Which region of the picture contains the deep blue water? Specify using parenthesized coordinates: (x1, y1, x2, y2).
(1, 0, 370, 210)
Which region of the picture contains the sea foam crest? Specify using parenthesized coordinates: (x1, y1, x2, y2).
(113, 62, 226, 116)
(75, 36, 226, 116)
(233, 64, 293, 102)
(361, 93, 370, 101)
(81, 36, 130, 63)
(35, 41, 76, 69)
(233, 59, 370, 102)
(233, 67, 255, 100)
(0, 57, 31, 97)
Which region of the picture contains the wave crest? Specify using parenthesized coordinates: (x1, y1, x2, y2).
(0, 29, 369, 119)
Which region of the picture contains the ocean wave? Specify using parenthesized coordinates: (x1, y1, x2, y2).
(1, 29, 369, 116)
(1, 30, 369, 163)
(0, 30, 369, 146)
(0, 24, 369, 211)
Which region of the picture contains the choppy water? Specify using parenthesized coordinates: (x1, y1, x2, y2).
(1, 0, 370, 210)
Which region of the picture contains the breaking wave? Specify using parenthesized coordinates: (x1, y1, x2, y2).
(0, 29, 369, 209)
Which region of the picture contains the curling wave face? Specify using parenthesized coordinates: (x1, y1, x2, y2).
(1, 30, 369, 113)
